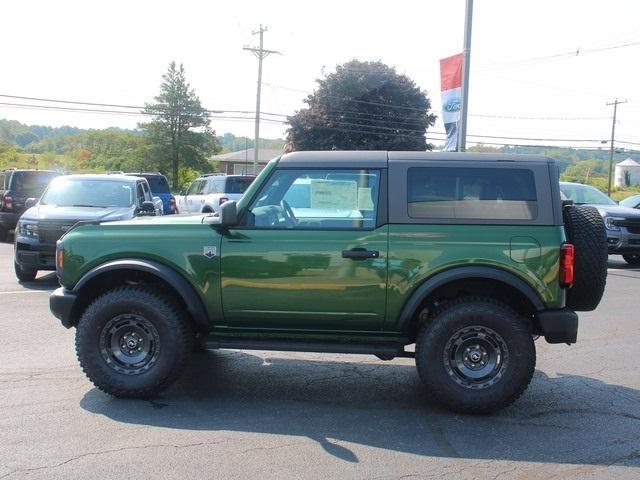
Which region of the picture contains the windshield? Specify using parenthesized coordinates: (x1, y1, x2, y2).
(41, 178, 134, 207)
(560, 183, 617, 205)
(8, 171, 59, 193)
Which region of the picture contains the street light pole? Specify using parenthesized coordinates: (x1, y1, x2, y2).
(606, 98, 627, 196)
(458, 0, 473, 152)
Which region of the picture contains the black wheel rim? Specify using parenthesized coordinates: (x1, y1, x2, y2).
(99, 314, 161, 375)
(443, 325, 509, 389)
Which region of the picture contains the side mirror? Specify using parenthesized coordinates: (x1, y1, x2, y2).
(179, 190, 185, 196)
(25, 198, 37, 209)
(220, 200, 238, 227)
(139, 200, 156, 215)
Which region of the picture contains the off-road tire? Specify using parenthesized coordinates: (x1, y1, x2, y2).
(562, 205, 607, 311)
(416, 297, 535, 414)
(14, 262, 37, 282)
(75, 286, 193, 398)
(622, 254, 640, 266)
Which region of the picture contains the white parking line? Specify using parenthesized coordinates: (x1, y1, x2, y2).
(0, 290, 53, 295)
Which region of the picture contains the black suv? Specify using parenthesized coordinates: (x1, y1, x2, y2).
(0, 169, 60, 241)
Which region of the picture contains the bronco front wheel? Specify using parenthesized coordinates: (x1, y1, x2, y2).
(75, 286, 192, 398)
(416, 297, 535, 414)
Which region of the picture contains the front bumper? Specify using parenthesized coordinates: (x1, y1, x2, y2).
(15, 238, 56, 271)
(536, 308, 578, 344)
(0, 212, 19, 230)
(606, 230, 640, 254)
(50, 287, 78, 328)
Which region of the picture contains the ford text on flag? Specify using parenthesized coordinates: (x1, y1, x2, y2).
(440, 53, 463, 152)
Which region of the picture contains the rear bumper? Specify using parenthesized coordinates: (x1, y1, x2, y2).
(0, 212, 19, 230)
(536, 308, 578, 344)
(49, 287, 77, 328)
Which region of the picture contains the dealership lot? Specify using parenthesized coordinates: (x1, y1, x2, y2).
(0, 239, 639, 479)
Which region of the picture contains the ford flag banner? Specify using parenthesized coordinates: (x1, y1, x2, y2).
(440, 53, 463, 151)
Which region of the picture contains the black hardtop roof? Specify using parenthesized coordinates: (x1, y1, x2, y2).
(278, 151, 555, 168)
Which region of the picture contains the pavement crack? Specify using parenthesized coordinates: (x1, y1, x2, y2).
(0, 439, 234, 479)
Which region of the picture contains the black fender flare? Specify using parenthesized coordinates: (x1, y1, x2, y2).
(396, 266, 545, 331)
(73, 259, 209, 329)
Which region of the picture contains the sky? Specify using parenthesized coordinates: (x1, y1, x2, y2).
(1, 0, 640, 151)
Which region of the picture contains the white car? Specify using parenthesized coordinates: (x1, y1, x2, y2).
(176, 174, 255, 214)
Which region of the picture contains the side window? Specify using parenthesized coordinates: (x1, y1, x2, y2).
(186, 180, 202, 196)
(247, 169, 380, 229)
(142, 181, 152, 200)
(407, 167, 537, 220)
(136, 183, 146, 205)
(207, 178, 221, 193)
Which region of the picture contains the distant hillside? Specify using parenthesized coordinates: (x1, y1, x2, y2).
(0, 118, 285, 155)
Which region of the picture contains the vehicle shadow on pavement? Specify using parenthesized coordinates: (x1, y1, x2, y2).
(80, 350, 640, 466)
(17, 272, 59, 290)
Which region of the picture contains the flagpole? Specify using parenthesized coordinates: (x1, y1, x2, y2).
(458, 0, 473, 152)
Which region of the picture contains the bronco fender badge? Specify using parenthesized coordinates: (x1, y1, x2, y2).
(203, 246, 217, 258)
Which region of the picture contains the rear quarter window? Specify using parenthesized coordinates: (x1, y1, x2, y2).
(9, 171, 59, 193)
(225, 177, 254, 194)
(408, 167, 538, 220)
(142, 175, 170, 194)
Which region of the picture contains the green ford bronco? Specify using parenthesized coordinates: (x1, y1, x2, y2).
(50, 151, 608, 413)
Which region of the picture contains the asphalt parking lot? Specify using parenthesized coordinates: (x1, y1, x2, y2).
(1, 238, 639, 480)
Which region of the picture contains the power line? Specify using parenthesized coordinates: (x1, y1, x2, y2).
(2, 96, 638, 147)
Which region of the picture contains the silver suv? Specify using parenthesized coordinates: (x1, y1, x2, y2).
(176, 174, 255, 214)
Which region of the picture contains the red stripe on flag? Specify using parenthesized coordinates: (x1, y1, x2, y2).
(440, 53, 463, 91)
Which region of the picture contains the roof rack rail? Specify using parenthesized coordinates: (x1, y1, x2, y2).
(200, 173, 226, 177)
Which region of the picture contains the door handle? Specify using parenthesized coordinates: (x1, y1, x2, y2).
(342, 249, 379, 260)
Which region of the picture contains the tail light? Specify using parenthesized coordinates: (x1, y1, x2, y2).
(2, 194, 13, 211)
(169, 196, 177, 213)
(559, 243, 575, 288)
(219, 197, 229, 206)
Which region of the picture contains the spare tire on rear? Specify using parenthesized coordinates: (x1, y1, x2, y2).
(562, 205, 607, 311)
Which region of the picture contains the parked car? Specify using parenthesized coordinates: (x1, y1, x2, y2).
(619, 194, 640, 210)
(14, 174, 160, 282)
(50, 152, 608, 413)
(0, 169, 60, 241)
(176, 174, 255, 214)
(560, 181, 640, 265)
(125, 172, 177, 214)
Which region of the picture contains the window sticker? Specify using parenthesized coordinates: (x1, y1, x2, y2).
(310, 179, 357, 210)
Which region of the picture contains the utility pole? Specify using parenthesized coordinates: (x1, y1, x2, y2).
(606, 98, 627, 196)
(243, 25, 281, 174)
(458, 0, 473, 152)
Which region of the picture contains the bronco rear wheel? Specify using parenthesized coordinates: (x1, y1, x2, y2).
(75, 286, 192, 398)
(416, 297, 535, 414)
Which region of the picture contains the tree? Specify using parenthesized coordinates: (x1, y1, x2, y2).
(140, 62, 221, 189)
(286, 60, 436, 151)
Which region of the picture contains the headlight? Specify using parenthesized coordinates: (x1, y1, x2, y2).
(17, 220, 39, 238)
(604, 217, 623, 232)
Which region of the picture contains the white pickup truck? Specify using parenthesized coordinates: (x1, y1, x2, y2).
(176, 174, 255, 214)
